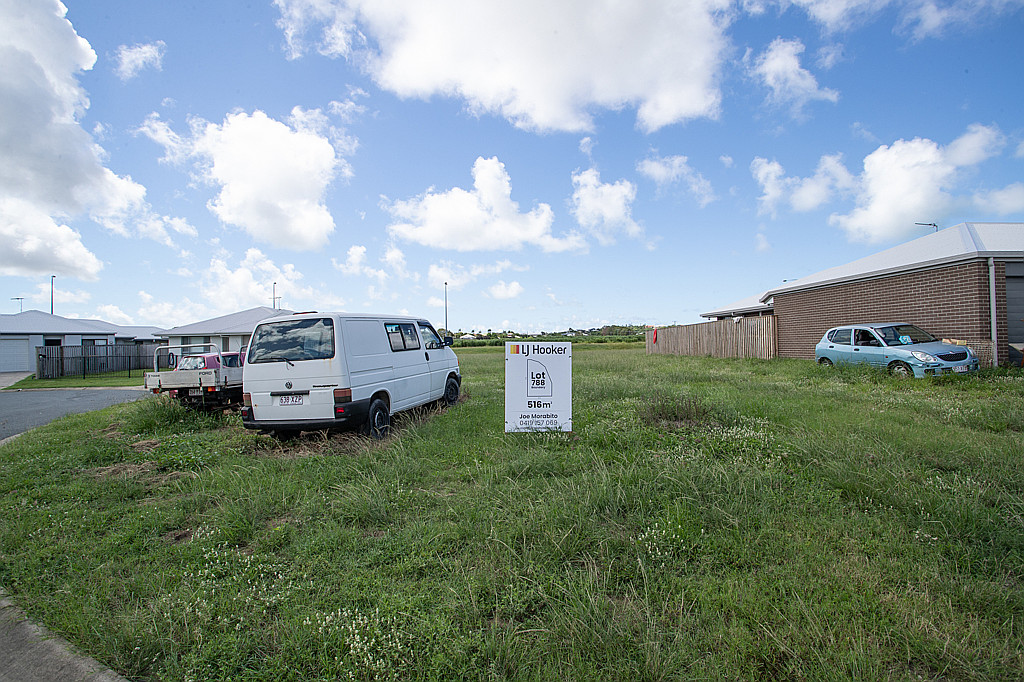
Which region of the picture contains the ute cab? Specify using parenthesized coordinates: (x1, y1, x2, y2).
(241, 312, 460, 438)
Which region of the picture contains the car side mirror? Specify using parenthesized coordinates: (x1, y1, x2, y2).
(443, 336, 454, 347)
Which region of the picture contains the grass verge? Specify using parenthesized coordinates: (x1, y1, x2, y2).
(1, 347, 1022, 680)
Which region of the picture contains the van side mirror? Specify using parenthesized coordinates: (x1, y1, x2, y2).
(443, 336, 454, 347)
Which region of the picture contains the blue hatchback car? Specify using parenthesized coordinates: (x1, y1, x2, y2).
(815, 323, 980, 377)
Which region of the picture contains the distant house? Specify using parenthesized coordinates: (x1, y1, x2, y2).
(160, 306, 291, 355)
(676, 222, 1024, 366)
(0, 310, 165, 372)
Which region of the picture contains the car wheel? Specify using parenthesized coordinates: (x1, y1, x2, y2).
(444, 376, 460, 406)
(888, 361, 913, 378)
(817, 357, 833, 367)
(363, 398, 391, 439)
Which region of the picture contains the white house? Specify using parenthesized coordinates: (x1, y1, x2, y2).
(160, 307, 291, 355)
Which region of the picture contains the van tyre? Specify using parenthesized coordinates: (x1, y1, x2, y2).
(444, 377, 460, 406)
(364, 398, 391, 439)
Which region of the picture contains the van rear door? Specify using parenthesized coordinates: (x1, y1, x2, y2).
(245, 316, 344, 422)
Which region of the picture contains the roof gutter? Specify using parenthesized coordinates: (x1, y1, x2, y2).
(989, 257, 999, 367)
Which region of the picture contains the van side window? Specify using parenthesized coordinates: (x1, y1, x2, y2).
(385, 323, 421, 352)
(419, 324, 442, 350)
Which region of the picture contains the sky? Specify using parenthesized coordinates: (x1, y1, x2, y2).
(2, 0, 1023, 334)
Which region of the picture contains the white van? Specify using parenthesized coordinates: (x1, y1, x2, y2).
(241, 312, 460, 438)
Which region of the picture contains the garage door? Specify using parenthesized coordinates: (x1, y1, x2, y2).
(1007, 262, 1024, 364)
(0, 337, 31, 372)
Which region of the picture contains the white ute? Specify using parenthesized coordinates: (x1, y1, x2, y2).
(241, 312, 461, 438)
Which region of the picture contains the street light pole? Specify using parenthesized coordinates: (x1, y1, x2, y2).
(50, 275, 55, 315)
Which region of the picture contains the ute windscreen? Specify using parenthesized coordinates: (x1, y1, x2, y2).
(248, 318, 335, 363)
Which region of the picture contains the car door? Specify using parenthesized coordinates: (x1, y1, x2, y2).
(418, 323, 449, 401)
(824, 328, 853, 364)
(851, 328, 886, 367)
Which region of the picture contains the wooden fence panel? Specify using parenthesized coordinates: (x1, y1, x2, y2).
(646, 316, 777, 359)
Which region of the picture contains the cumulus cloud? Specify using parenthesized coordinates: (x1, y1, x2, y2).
(427, 259, 525, 290)
(0, 198, 103, 279)
(0, 0, 184, 279)
(332, 244, 388, 284)
(751, 123, 1009, 242)
(114, 40, 166, 81)
(201, 248, 346, 315)
(387, 156, 585, 252)
(974, 183, 1024, 215)
(571, 168, 642, 246)
(275, 0, 731, 133)
(748, 38, 838, 116)
(830, 124, 1005, 241)
(96, 304, 133, 325)
(140, 108, 351, 250)
(487, 280, 524, 300)
(637, 154, 716, 207)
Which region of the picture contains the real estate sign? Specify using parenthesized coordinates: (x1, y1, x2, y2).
(505, 342, 572, 432)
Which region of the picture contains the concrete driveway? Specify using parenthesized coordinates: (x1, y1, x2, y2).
(0, 382, 149, 442)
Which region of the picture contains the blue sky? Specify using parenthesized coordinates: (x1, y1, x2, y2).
(2, 0, 1023, 333)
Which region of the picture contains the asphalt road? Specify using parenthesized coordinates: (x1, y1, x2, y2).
(0, 388, 149, 442)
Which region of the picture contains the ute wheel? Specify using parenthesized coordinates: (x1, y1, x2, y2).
(444, 376, 460, 406)
(889, 361, 913, 378)
(817, 357, 834, 367)
(363, 398, 391, 439)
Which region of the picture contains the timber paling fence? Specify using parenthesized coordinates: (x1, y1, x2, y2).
(35, 343, 169, 380)
(646, 316, 778, 360)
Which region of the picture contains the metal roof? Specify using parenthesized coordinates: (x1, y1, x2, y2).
(761, 222, 1024, 302)
(160, 306, 292, 337)
(0, 311, 165, 339)
(700, 292, 773, 319)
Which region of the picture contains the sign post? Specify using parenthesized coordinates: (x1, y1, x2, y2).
(505, 342, 572, 432)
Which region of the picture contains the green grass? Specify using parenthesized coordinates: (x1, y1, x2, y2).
(4, 373, 145, 389)
(1, 347, 1023, 680)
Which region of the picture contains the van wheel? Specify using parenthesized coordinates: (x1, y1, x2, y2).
(364, 398, 390, 439)
(444, 377, 460, 406)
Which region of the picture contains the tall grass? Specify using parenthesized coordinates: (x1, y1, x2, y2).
(1, 348, 1022, 680)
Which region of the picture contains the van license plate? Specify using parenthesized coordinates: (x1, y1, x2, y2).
(189, 389, 202, 396)
(279, 395, 303, 405)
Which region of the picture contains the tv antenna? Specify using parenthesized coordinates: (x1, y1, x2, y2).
(915, 222, 938, 232)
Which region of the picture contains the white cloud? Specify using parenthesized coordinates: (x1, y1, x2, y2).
(0, 198, 103, 279)
(487, 280, 524, 300)
(0, 0, 185, 274)
(571, 168, 642, 246)
(789, 154, 855, 211)
(200, 248, 346, 315)
(32, 282, 90, 305)
(750, 157, 788, 218)
(332, 244, 388, 284)
(96, 304, 133, 325)
(141, 109, 348, 250)
(720, 155, 734, 168)
(114, 41, 166, 81)
(788, 0, 1024, 39)
(974, 183, 1024, 215)
(275, 0, 731, 133)
(748, 38, 838, 116)
(427, 259, 525, 290)
(637, 154, 716, 207)
(387, 156, 585, 253)
(755, 232, 771, 252)
(830, 124, 1005, 242)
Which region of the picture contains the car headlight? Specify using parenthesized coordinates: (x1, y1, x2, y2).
(911, 351, 937, 362)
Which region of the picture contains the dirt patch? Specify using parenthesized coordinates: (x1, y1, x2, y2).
(162, 528, 193, 544)
(130, 439, 160, 453)
(88, 460, 161, 479)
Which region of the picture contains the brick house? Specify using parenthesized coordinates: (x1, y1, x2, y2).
(760, 222, 1023, 366)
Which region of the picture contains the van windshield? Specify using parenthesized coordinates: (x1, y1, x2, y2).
(248, 318, 335, 363)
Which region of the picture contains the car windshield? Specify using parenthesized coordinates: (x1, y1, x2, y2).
(177, 355, 206, 370)
(875, 324, 937, 346)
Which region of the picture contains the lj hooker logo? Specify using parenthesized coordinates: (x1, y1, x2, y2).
(508, 344, 568, 357)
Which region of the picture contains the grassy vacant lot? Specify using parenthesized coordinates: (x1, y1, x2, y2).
(1, 345, 1022, 680)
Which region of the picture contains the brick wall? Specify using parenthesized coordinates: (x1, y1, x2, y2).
(774, 259, 1008, 365)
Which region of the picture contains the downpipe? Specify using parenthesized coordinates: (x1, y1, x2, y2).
(989, 257, 999, 367)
